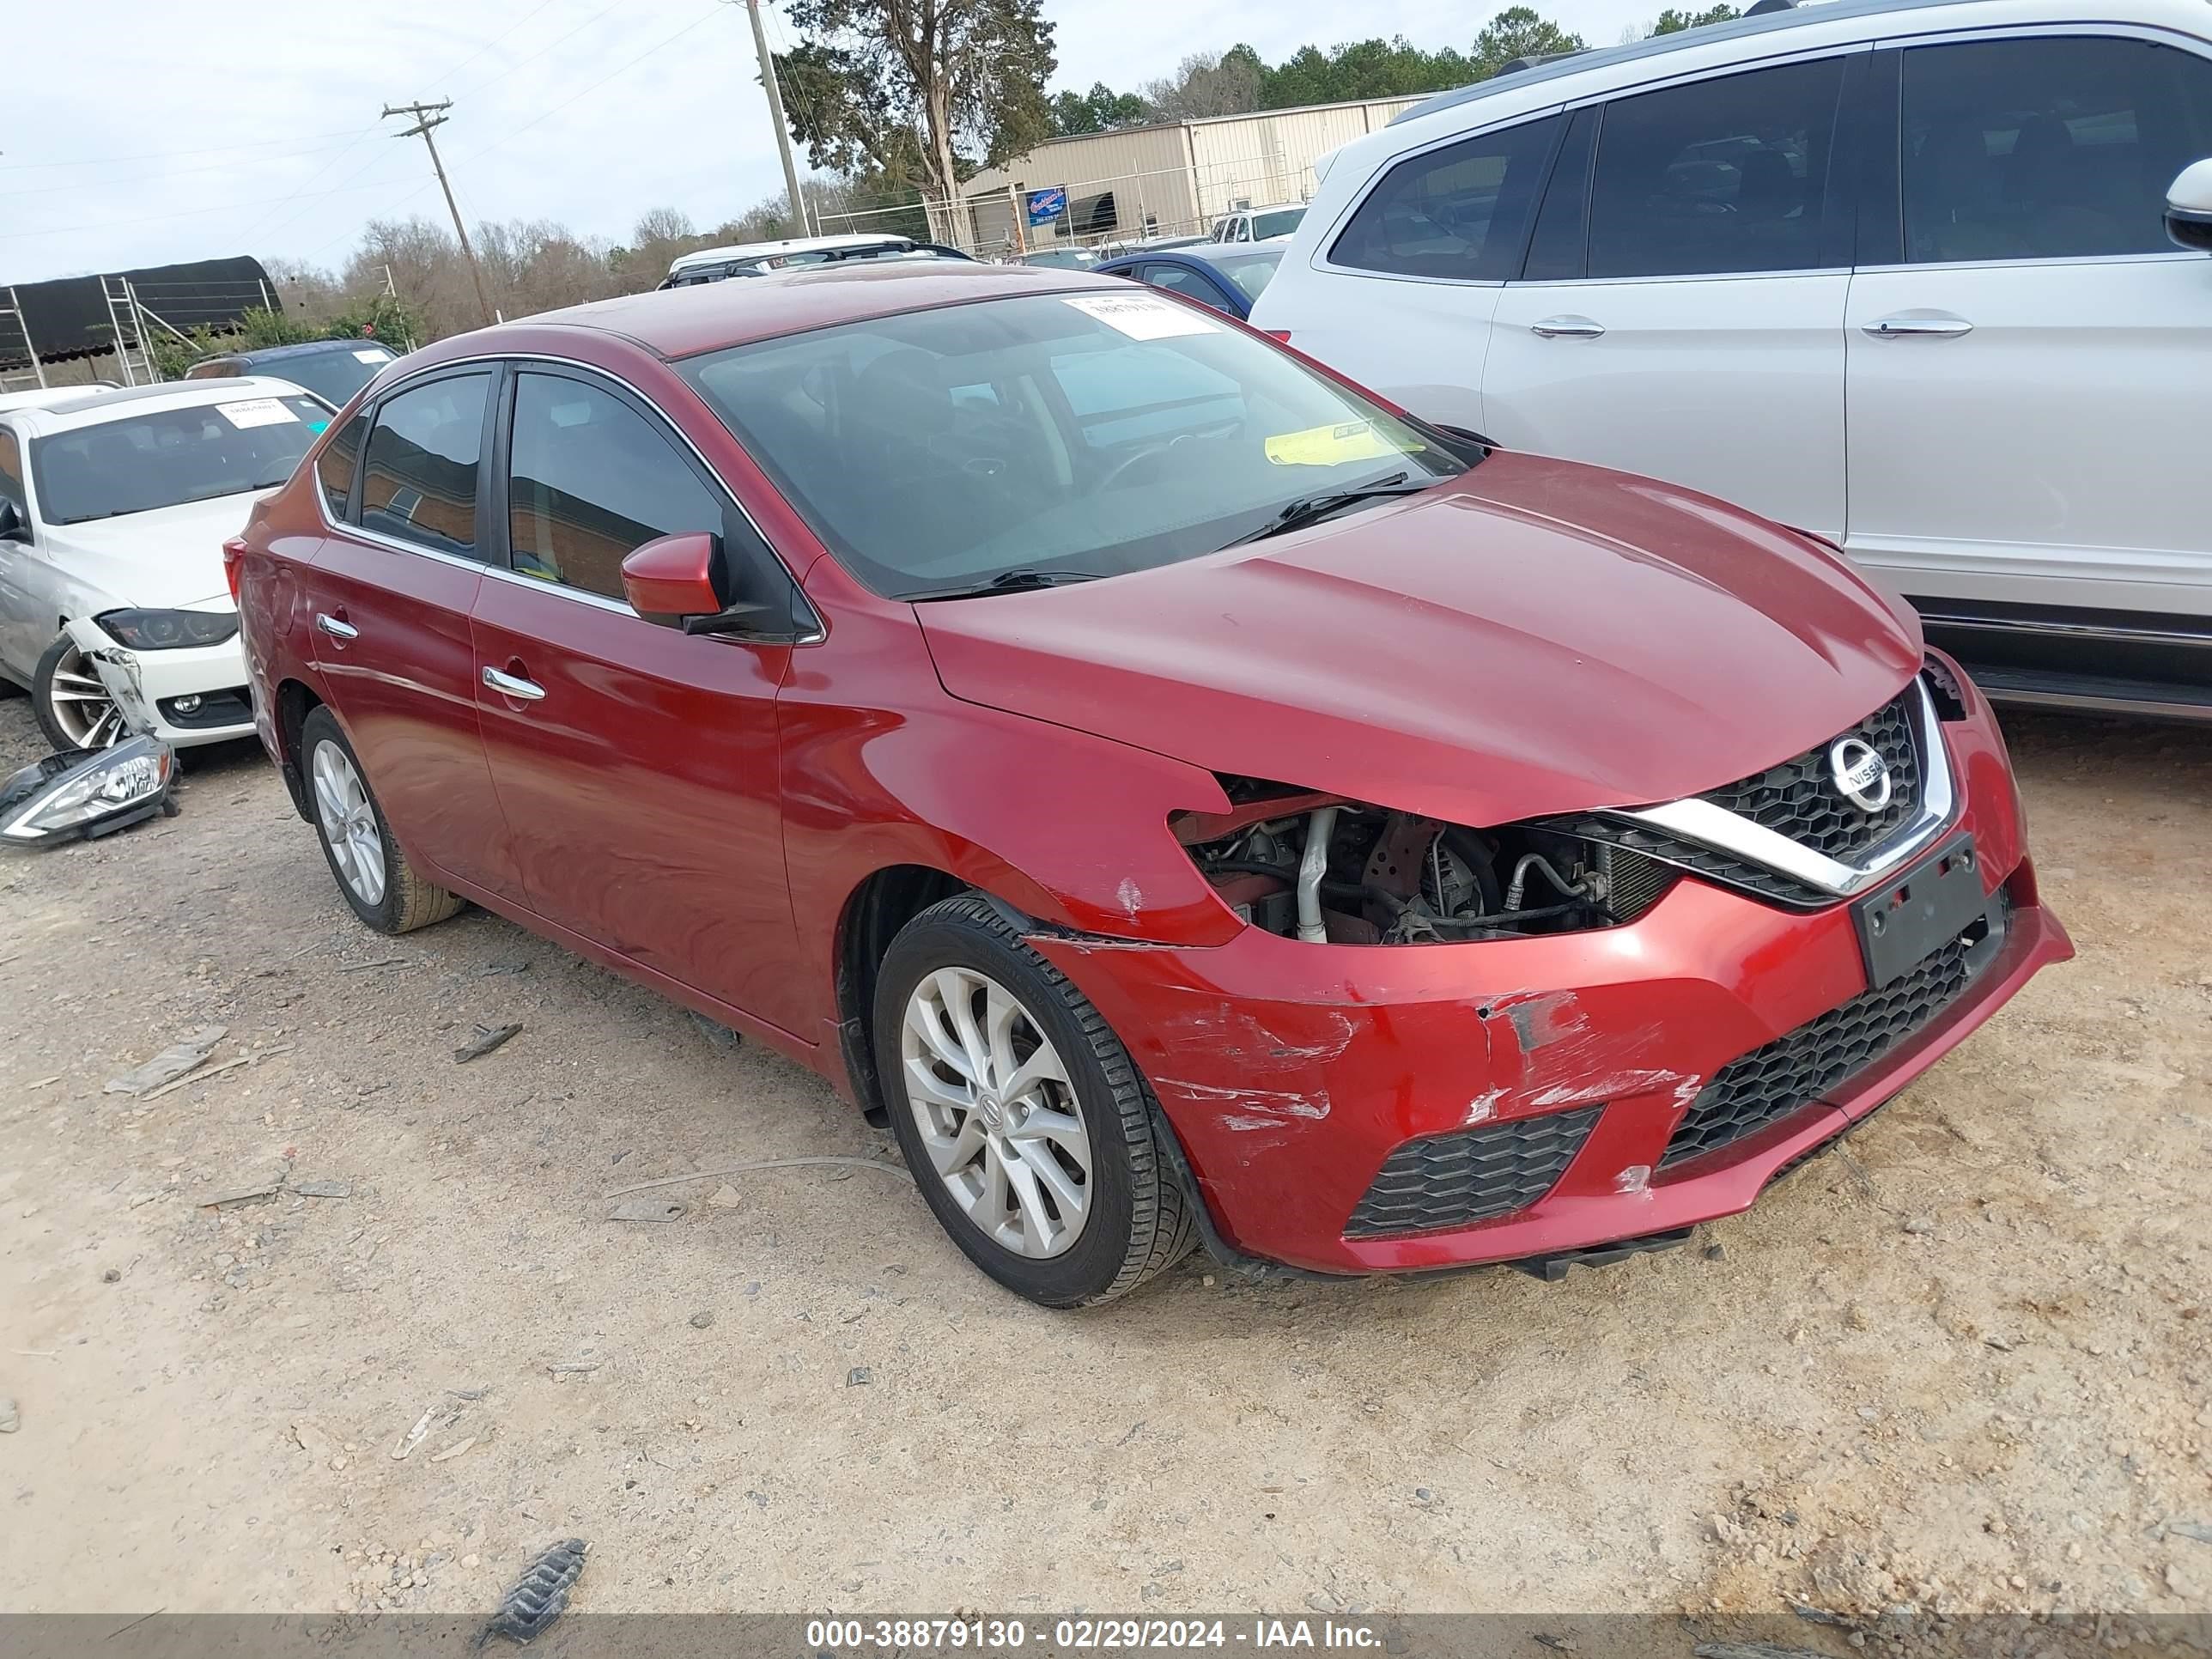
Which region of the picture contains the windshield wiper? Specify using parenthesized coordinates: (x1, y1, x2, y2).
(1221, 472, 1432, 548)
(910, 568, 1104, 601)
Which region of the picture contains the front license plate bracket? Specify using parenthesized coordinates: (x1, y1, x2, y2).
(1852, 834, 1985, 987)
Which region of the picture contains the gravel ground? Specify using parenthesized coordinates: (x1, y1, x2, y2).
(1, 687, 2208, 1638)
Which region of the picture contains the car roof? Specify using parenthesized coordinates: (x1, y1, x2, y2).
(3, 375, 314, 436)
(1097, 243, 1284, 275)
(438, 262, 1127, 362)
(667, 233, 917, 274)
(211, 338, 398, 363)
(1393, 0, 2008, 124)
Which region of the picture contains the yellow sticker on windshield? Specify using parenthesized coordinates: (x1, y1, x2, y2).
(1263, 419, 1417, 467)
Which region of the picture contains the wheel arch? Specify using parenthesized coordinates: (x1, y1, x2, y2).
(273, 677, 324, 820)
(830, 863, 972, 1125)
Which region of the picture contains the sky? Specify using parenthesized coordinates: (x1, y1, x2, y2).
(0, 0, 1662, 287)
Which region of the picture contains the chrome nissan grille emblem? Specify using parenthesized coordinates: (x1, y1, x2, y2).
(1828, 736, 1893, 814)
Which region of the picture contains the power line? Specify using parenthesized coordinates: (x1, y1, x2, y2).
(0, 139, 369, 201)
(0, 128, 367, 173)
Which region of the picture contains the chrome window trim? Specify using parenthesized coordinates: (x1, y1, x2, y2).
(311, 349, 826, 642)
(1608, 678, 1957, 899)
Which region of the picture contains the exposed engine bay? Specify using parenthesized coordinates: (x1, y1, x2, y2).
(1178, 780, 1676, 945)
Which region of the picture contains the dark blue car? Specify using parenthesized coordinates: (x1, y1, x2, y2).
(1089, 243, 1286, 320)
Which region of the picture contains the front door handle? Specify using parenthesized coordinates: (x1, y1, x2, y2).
(1529, 315, 1606, 339)
(314, 612, 357, 641)
(1862, 314, 1974, 338)
(482, 665, 545, 702)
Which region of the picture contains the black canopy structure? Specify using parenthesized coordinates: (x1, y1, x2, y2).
(0, 257, 278, 370)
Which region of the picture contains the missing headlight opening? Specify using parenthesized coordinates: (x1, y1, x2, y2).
(1177, 777, 1679, 944)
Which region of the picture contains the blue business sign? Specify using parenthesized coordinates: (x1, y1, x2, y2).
(1025, 187, 1067, 226)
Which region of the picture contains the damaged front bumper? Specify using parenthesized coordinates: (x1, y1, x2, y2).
(64, 617, 255, 748)
(1031, 686, 2072, 1278)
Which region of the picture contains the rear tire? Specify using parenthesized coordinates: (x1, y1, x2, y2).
(874, 894, 1196, 1307)
(301, 706, 464, 935)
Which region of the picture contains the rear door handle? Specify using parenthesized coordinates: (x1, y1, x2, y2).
(1529, 315, 1606, 339)
(482, 665, 545, 702)
(1862, 314, 1974, 338)
(314, 612, 357, 641)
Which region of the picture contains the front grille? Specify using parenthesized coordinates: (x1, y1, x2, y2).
(1346, 1106, 1600, 1238)
(1699, 692, 1921, 863)
(1550, 814, 1832, 909)
(1661, 907, 2001, 1170)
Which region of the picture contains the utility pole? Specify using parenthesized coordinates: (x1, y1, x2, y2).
(740, 0, 811, 237)
(383, 99, 495, 327)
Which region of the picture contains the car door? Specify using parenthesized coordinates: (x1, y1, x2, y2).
(1485, 53, 1858, 538)
(1299, 111, 1565, 430)
(467, 362, 810, 1034)
(306, 369, 521, 901)
(1844, 31, 2212, 624)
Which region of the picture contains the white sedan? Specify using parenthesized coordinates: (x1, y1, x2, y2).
(0, 378, 332, 750)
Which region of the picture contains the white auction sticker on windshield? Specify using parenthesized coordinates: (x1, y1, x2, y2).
(353, 349, 392, 363)
(217, 398, 299, 429)
(1060, 292, 1220, 340)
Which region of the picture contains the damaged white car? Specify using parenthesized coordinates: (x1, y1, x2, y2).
(0, 379, 331, 751)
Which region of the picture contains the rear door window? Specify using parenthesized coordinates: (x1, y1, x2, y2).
(1138, 264, 1233, 312)
(359, 372, 490, 559)
(1586, 58, 1845, 277)
(1899, 35, 2212, 263)
(316, 412, 367, 521)
(1331, 113, 1562, 281)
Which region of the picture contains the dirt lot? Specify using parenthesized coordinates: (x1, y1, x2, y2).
(2, 688, 2209, 1635)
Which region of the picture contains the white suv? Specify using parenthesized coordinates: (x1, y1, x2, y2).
(1253, 0, 2212, 720)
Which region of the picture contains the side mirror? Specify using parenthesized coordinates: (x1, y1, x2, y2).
(2167, 157, 2212, 253)
(0, 499, 27, 543)
(619, 530, 817, 644)
(622, 531, 727, 624)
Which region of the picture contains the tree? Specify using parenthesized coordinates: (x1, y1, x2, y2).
(1141, 46, 1263, 120)
(1258, 36, 1475, 108)
(1470, 6, 1587, 77)
(779, 0, 1057, 231)
(1049, 82, 1150, 136)
(1649, 3, 1741, 32)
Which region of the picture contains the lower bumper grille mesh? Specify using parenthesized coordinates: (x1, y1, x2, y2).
(1661, 906, 2002, 1170)
(1346, 1106, 1601, 1238)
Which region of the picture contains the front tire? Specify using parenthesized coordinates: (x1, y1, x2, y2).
(301, 707, 464, 935)
(874, 895, 1196, 1307)
(33, 635, 124, 751)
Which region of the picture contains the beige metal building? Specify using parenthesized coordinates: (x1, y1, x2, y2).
(959, 96, 1422, 252)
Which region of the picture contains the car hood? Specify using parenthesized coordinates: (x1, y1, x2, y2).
(915, 452, 1923, 826)
(38, 493, 260, 611)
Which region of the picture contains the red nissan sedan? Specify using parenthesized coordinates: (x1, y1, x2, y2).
(228, 264, 2070, 1307)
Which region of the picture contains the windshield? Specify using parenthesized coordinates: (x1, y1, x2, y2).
(1253, 207, 1306, 239)
(258, 347, 392, 408)
(28, 394, 328, 525)
(678, 289, 1462, 599)
(1204, 248, 1284, 302)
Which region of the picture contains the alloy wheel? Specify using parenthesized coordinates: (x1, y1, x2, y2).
(45, 642, 124, 749)
(311, 739, 387, 908)
(900, 966, 1092, 1258)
